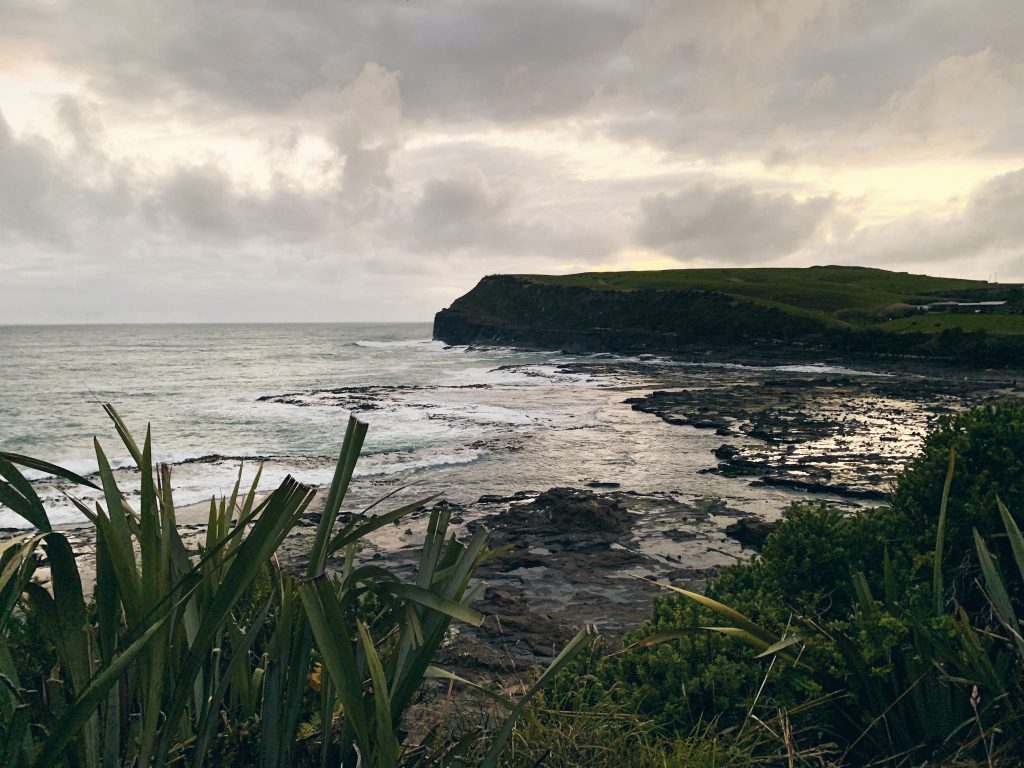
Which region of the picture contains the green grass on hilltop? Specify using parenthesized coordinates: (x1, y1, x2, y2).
(879, 312, 1024, 335)
(520, 265, 1023, 334)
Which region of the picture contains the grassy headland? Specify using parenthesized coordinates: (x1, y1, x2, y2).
(433, 266, 1024, 366)
(526, 266, 1023, 331)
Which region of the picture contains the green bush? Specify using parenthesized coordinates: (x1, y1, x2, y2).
(592, 557, 819, 732)
(470, 649, 765, 768)
(593, 501, 918, 734)
(895, 400, 1024, 556)
(581, 400, 1024, 765)
(3, 609, 55, 697)
(758, 502, 917, 617)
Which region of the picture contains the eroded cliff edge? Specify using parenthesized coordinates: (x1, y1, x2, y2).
(432, 271, 1024, 367)
(433, 275, 819, 354)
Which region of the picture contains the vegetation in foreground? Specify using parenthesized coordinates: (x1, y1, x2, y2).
(3, 399, 1024, 766)
(0, 406, 587, 767)
(496, 399, 1024, 766)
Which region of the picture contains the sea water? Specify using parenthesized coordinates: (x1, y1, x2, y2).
(0, 322, 880, 530)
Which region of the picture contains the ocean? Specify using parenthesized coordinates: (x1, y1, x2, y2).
(0, 323, 908, 537)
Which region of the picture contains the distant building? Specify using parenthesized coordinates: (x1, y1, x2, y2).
(920, 301, 1007, 314)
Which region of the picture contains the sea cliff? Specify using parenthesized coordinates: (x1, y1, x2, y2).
(433, 268, 1024, 367)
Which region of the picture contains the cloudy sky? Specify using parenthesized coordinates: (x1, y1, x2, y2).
(1, 0, 1022, 323)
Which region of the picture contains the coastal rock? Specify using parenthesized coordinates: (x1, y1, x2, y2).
(444, 488, 668, 673)
(753, 476, 888, 500)
(625, 371, 988, 500)
(724, 516, 777, 548)
(477, 491, 534, 504)
(530, 487, 632, 534)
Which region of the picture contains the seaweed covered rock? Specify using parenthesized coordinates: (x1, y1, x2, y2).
(531, 487, 632, 534)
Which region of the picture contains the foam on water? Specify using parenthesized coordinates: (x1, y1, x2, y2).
(0, 324, 570, 527)
(439, 364, 603, 388)
(0, 322, 883, 529)
(353, 339, 448, 350)
(359, 448, 486, 476)
(678, 360, 886, 376)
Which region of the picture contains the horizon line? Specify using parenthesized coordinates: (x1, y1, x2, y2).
(0, 319, 436, 328)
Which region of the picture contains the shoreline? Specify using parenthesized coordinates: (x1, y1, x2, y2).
(9, 350, 1023, 679)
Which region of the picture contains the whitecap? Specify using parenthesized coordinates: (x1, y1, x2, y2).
(353, 339, 447, 349)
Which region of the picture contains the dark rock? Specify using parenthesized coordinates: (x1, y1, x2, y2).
(713, 444, 741, 461)
(531, 487, 632, 534)
(690, 417, 730, 430)
(724, 516, 777, 548)
(754, 475, 888, 500)
(663, 529, 698, 542)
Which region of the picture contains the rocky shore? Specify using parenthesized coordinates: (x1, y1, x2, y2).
(13, 354, 1022, 687)
(421, 360, 1018, 678)
(622, 370, 996, 500)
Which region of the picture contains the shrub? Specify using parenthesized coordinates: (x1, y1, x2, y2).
(584, 400, 1024, 765)
(469, 652, 765, 768)
(593, 556, 824, 732)
(894, 400, 1024, 555)
(1, 405, 593, 768)
(758, 502, 917, 617)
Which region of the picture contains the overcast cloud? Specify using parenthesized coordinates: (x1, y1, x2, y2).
(0, 0, 1022, 323)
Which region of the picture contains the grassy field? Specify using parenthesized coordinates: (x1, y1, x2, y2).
(521, 266, 1024, 335)
(879, 312, 1024, 335)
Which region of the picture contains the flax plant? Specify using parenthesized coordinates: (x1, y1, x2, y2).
(0, 406, 583, 768)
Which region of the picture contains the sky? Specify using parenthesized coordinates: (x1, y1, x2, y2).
(1, 0, 1023, 324)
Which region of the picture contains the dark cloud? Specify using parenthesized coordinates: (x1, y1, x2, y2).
(378, 1, 640, 122)
(596, 1, 1023, 160)
(413, 171, 511, 251)
(0, 0, 1022, 322)
(967, 168, 1024, 245)
(2, 0, 638, 124)
(0, 111, 68, 244)
(55, 95, 103, 151)
(151, 166, 245, 239)
(2, 0, 1021, 158)
(637, 180, 835, 262)
(408, 163, 625, 266)
(146, 164, 338, 244)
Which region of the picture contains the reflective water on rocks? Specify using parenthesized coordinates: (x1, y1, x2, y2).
(3, 324, 1013, 670)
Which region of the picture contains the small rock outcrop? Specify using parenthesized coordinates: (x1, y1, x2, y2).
(530, 487, 632, 534)
(724, 516, 777, 549)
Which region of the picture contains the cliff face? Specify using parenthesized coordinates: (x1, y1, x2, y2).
(433, 274, 1024, 367)
(432, 275, 827, 354)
